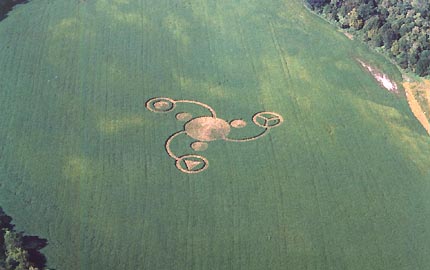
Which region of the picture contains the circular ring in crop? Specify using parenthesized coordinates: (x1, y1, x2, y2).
(176, 154, 209, 174)
(252, 112, 284, 128)
(145, 97, 176, 113)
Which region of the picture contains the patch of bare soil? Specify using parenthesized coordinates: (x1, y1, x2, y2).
(357, 59, 399, 93)
(343, 32, 354, 40)
(403, 80, 430, 136)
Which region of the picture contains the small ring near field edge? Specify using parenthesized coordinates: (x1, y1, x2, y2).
(146, 97, 176, 113)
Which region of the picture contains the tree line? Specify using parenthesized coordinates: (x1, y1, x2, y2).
(0, 0, 29, 22)
(0, 207, 48, 270)
(306, 0, 430, 77)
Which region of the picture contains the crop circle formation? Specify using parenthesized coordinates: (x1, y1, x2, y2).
(146, 97, 284, 174)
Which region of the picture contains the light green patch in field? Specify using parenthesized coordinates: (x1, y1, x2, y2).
(63, 156, 89, 183)
(96, 0, 146, 26)
(354, 97, 430, 174)
(98, 115, 145, 133)
(164, 13, 191, 48)
(173, 72, 232, 99)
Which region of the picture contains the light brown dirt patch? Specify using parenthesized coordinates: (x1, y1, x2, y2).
(343, 32, 354, 40)
(403, 80, 430, 136)
(357, 59, 399, 93)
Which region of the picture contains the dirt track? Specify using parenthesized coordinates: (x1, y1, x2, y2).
(403, 81, 430, 135)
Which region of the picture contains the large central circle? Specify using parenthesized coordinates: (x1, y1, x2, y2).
(185, 117, 231, 142)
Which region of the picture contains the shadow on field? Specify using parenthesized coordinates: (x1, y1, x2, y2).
(0, 0, 30, 22)
(0, 207, 49, 269)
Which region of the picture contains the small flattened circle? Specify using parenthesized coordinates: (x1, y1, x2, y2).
(191, 141, 208, 151)
(185, 117, 231, 142)
(230, 119, 247, 128)
(145, 97, 176, 113)
(176, 112, 193, 121)
(176, 155, 209, 174)
(252, 111, 284, 128)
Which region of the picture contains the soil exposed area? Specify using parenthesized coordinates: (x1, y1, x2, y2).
(403, 80, 430, 136)
(343, 31, 354, 40)
(357, 59, 399, 93)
